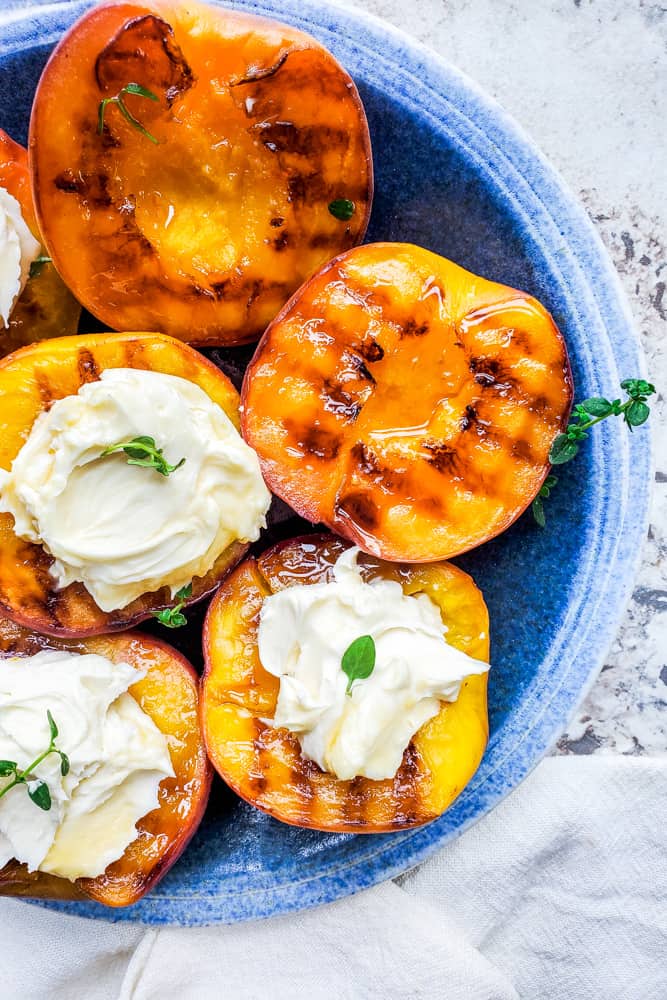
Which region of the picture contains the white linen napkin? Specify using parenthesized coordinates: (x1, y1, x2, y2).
(0, 756, 664, 999)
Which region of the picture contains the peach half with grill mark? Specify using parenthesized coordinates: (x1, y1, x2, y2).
(201, 534, 489, 833)
(29, 0, 373, 346)
(242, 243, 573, 562)
(0, 332, 248, 637)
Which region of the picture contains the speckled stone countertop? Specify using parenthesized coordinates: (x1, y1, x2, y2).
(349, 0, 666, 755)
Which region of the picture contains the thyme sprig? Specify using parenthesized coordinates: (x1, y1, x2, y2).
(153, 583, 193, 629)
(101, 436, 185, 477)
(0, 711, 69, 812)
(533, 378, 655, 525)
(97, 83, 159, 144)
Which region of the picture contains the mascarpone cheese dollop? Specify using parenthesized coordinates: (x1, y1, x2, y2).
(257, 547, 489, 781)
(0, 187, 40, 327)
(0, 368, 271, 612)
(0, 649, 173, 880)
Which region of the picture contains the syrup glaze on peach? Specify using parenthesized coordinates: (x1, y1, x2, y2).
(30, 0, 373, 346)
(242, 243, 573, 562)
(0, 332, 248, 637)
(202, 534, 489, 833)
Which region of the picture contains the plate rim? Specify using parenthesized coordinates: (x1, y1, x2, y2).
(0, 0, 652, 925)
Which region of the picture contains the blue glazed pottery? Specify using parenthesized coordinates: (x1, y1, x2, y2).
(0, 0, 651, 925)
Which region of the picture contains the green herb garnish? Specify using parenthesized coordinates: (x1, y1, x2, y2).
(533, 378, 655, 525)
(0, 710, 69, 812)
(328, 198, 355, 221)
(531, 474, 557, 529)
(29, 255, 52, 279)
(153, 583, 193, 629)
(97, 83, 159, 144)
(341, 634, 376, 696)
(101, 435, 185, 477)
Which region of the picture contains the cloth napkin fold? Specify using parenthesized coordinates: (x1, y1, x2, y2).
(0, 756, 664, 999)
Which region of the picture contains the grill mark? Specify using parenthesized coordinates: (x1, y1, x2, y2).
(275, 731, 318, 821)
(308, 232, 338, 249)
(509, 329, 534, 354)
(122, 339, 146, 368)
(230, 50, 291, 86)
(272, 230, 289, 251)
(422, 440, 459, 474)
(54, 170, 112, 208)
(322, 390, 361, 422)
(28, 544, 61, 627)
(289, 764, 317, 820)
(460, 404, 477, 431)
(251, 121, 349, 156)
(334, 491, 379, 531)
(34, 371, 53, 408)
(54, 170, 85, 194)
(347, 354, 376, 385)
(287, 172, 325, 206)
(511, 438, 534, 462)
(245, 280, 264, 315)
(95, 14, 195, 106)
(348, 443, 406, 492)
(287, 174, 367, 208)
(190, 283, 216, 301)
(469, 356, 515, 394)
(209, 277, 289, 305)
(401, 318, 429, 338)
(392, 742, 424, 827)
(350, 441, 380, 477)
(284, 422, 342, 460)
(116, 198, 154, 252)
(99, 129, 121, 150)
(77, 349, 100, 384)
(357, 338, 384, 363)
(342, 776, 367, 827)
(459, 404, 491, 439)
(251, 718, 270, 803)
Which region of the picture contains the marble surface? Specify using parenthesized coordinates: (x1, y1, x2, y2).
(348, 0, 666, 755)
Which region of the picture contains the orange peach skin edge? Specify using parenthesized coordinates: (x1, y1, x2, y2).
(0, 618, 212, 907)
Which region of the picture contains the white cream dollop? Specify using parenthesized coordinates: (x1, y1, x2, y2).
(0, 187, 40, 327)
(0, 368, 271, 612)
(258, 547, 489, 781)
(0, 649, 173, 880)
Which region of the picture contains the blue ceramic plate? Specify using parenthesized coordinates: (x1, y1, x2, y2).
(0, 0, 651, 925)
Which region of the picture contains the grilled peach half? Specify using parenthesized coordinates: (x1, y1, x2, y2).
(242, 243, 573, 562)
(0, 615, 211, 907)
(30, 0, 372, 347)
(0, 130, 80, 356)
(0, 331, 248, 637)
(202, 534, 489, 833)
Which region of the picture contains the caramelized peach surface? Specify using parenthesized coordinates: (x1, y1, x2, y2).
(0, 332, 247, 637)
(242, 243, 573, 562)
(202, 534, 489, 833)
(30, 0, 372, 346)
(0, 616, 212, 906)
(0, 130, 80, 356)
